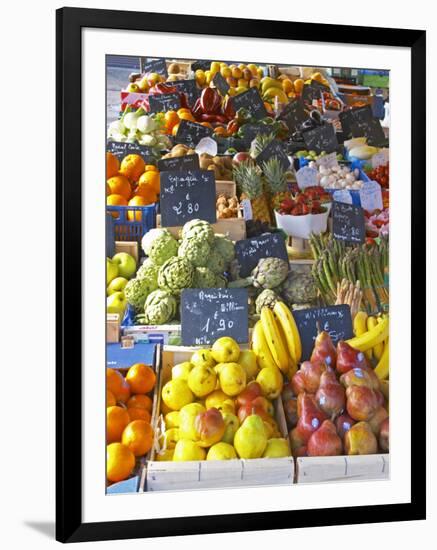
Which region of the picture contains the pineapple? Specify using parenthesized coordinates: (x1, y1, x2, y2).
(249, 132, 275, 160)
(233, 161, 271, 224)
(262, 157, 291, 212)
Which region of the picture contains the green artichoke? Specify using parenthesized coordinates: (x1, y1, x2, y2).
(251, 257, 289, 289)
(147, 230, 179, 266)
(214, 274, 228, 288)
(193, 267, 217, 288)
(125, 275, 158, 312)
(136, 258, 159, 282)
(181, 219, 215, 245)
(141, 228, 171, 256)
(280, 272, 317, 305)
(209, 249, 226, 274)
(143, 290, 177, 324)
(178, 238, 211, 267)
(255, 289, 281, 314)
(213, 234, 235, 264)
(158, 257, 194, 295)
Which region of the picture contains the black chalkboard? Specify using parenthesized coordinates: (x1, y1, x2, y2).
(213, 72, 230, 96)
(107, 141, 156, 164)
(143, 58, 168, 77)
(332, 201, 366, 244)
(240, 123, 274, 147)
(148, 93, 181, 113)
(231, 87, 268, 120)
(181, 288, 249, 346)
(256, 139, 290, 171)
(171, 79, 200, 107)
(175, 119, 214, 147)
(302, 123, 338, 154)
(158, 154, 200, 172)
(160, 169, 216, 227)
(277, 99, 309, 132)
(351, 117, 386, 147)
(235, 233, 289, 277)
(301, 84, 323, 104)
(339, 109, 355, 138)
(292, 305, 354, 361)
(191, 60, 212, 72)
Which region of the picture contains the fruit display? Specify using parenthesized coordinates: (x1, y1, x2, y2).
(277, 187, 331, 216)
(107, 108, 172, 150)
(366, 162, 389, 189)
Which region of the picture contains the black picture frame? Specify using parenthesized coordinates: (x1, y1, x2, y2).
(56, 7, 426, 543)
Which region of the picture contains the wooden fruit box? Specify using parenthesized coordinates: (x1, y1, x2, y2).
(216, 180, 236, 198)
(106, 313, 120, 343)
(114, 240, 139, 263)
(295, 454, 389, 484)
(141, 346, 294, 492)
(156, 214, 246, 242)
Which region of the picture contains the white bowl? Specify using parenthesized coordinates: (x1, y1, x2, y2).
(275, 204, 330, 239)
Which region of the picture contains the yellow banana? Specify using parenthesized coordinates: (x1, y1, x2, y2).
(346, 316, 389, 352)
(251, 321, 277, 370)
(275, 316, 297, 377)
(273, 301, 301, 365)
(353, 311, 368, 337)
(373, 317, 385, 361)
(260, 307, 289, 374)
(380, 379, 389, 402)
(374, 338, 389, 380)
(365, 316, 378, 361)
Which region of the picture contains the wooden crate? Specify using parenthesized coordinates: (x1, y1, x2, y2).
(106, 313, 120, 343)
(216, 180, 236, 198)
(156, 215, 246, 242)
(141, 346, 294, 492)
(115, 240, 139, 263)
(296, 454, 389, 484)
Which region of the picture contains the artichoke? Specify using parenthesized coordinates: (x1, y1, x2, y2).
(193, 267, 217, 288)
(146, 230, 179, 266)
(141, 228, 170, 256)
(136, 258, 159, 282)
(213, 234, 235, 264)
(158, 257, 194, 295)
(280, 272, 317, 305)
(181, 219, 215, 245)
(214, 274, 228, 288)
(255, 289, 281, 314)
(178, 238, 211, 267)
(252, 257, 289, 289)
(209, 249, 226, 274)
(125, 275, 158, 312)
(143, 290, 177, 324)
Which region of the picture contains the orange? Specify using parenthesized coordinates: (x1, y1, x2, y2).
(106, 183, 111, 196)
(231, 67, 243, 79)
(134, 186, 158, 205)
(164, 110, 180, 130)
(138, 171, 160, 194)
(107, 443, 135, 482)
(127, 196, 150, 221)
(144, 164, 158, 172)
(264, 101, 273, 113)
(119, 154, 146, 182)
(126, 363, 156, 394)
(122, 420, 154, 457)
(127, 408, 151, 423)
(178, 112, 195, 122)
(172, 123, 180, 137)
(107, 194, 128, 218)
(107, 175, 132, 200)
(213, 126, 227, 136)
(107, 406, 130, 443)
(282, 78, 294, 94)
(117, 379, 131, 404)
(107, 369, 131, 403)
(107, 390, 116, 407)
(106, 152, 120, 178)
(127, 394, 153, 412)
(177, 108, 192, 117)
(200, 122, 213, 129)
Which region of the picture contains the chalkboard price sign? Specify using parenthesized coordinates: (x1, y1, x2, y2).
(301, 83, 323, 104)
(302, 123, 338, 154)
(148, 93, 181, 113)
(332, 201, 366, 244)
(339, 106, 372, 138)
(107, 141, 156, 164)
(277, 99, 308, 132)
(171, 79, 200, 107)
(142, 58, 168, 77)
(235, 233, 288, 277)
(292, 305, 354, 361)
(213, 72, 230, 96)
(191, 60, 212, 72)
(158, 154, 200, 172)
(231, 87, 268, 120)
(255, 139, 290, 171)
(181, 288, 249, 346)
(351, 117, 386, 147)
(240, 123, 274, 146)
(175, 119, 213, 147)
(160, 169, 216, 227)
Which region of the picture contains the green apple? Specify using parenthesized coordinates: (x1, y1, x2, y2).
(112, 252, 137, 280)
(107, 276, 129, 296)
(106, 291, 127, 317)
(106, 258, 119, 285)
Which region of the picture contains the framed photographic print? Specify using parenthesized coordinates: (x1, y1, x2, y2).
(56, 7, 426, 543)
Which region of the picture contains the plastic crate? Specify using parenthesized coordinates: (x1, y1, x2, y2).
(107, 204, 158, 254)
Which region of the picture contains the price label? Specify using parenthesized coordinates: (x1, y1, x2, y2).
(255, 139, 290, 171)
(235, 233, 289, 277)
(277, 99, 309, 132)
(241, 199, 253, 220)
(142, 58, 168, 77)
(213, 72, 230, 96)
(171, 79, 200, 107)
(332, 201, 365, 244)
(293, 305, 354, 361)
(316, 152, 339, 169)
(175, 119, 213, 147)
(106, 141, 156, 164)
(332, 189, 353, 205)
(302, 123, 338, 154)
(359, 180, 383, 212)
(160, 170, 217, 227)
(181, 288, 249, 345)
(158, 154, 200, 172)
(148, 93, 181, 113)
(231, 87, 268, 120)
(296, 165, 318, 189)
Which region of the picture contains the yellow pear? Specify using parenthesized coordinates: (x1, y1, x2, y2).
(156, 448, 174, 461)
(211, 337, 240, 363)
(238, 350, 259, 381)
(207, 442, 237, 460)
(205, 390, 229, 410)
(173, 439, 206, 461)
(234, 415, 267, 459)
(221, 412, 240, 445)
(256, 366, 283, 400)
(219, 362, 247, 397)
(178, 403, 206, 440)
(158, 428, 179, 450)
(190, 349, 216, 369)
(164, 411, 180, 429)
(161, 379, 193, 411)
(188, 364, 217, 398)
(172, 361, 194, 381)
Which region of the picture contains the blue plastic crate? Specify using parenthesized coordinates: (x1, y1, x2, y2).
(107, 204, 158, 254)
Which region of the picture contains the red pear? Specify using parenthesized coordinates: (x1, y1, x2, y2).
(336, 341, 368, 374)
(311, 331, 337, 368)
(289, 426, 307, 455)
(193, 408, 225, 447)
(307, 420, 343, 457)
(315, 370, 346, 419)
(237, 401, 270, 424)
(291, 370, 306, 396)
(294, 445, 308, 457)
(340, 365, 380, 391)
(283, 397, 298, 429)
(282, 382, 295, 402)
(301, 361, 328, 393)
(344, 421, 378, 455)
(235, 381, 262, 408)
(346, 385, 379, 421)
(336, 413, 356, 439)
(374, 390, 385, 408)
(379, 417, 389, 452)
(368, 406, 389, 436)
(251, 396, 274, 416)
(296, 393, 328, 442)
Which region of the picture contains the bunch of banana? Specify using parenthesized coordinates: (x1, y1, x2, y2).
(260, 77, 288, 104)
(351, 312, 389, 380)
(252, 303, 302, 379)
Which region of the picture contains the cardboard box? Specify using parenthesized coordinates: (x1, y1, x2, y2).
(115, 240, 139, 263)
(107, 314, 120, 343)
(122, 325, 182, 346)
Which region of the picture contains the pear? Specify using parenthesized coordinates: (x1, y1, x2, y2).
(188, 364, 217, 397)
(178, 403, 206, 440)
(207, 442, 237, 461)
(161, 379, 193, 411)
(172, 361, 194, 381)
(219, 362, 246, 397)
(234, 414, 267, 459)
(221, 412, 240, 444)
(173, 439, 206, 461)
(238, 350, 259, 381)
(256, 366, 283, 400)
(164, 411, 180, 429)
(190, 349, 216, 369)
(211, 337, 240, 363)
(262, 438, 290, 458)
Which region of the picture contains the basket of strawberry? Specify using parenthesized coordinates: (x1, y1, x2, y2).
(274, 187, 332, 239)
